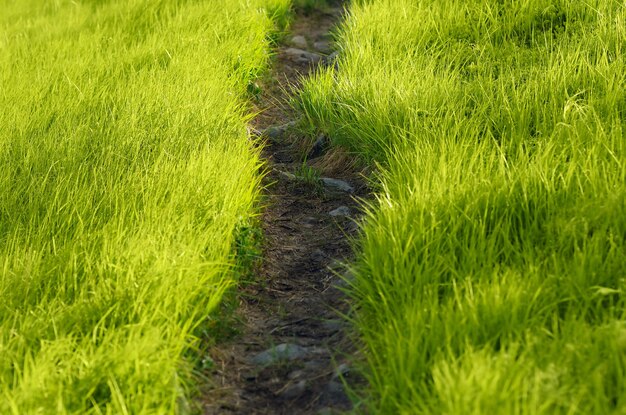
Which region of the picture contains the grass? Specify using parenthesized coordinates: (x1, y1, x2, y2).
(294, 162, 323, 190)
(0, 0, 289, 412)
(299, 0, 626, 413)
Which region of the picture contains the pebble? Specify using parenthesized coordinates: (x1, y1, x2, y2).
(343, 268, 356, 283)
(307, 134, 328, 159)
(279, 170, 296, 180)
(301, 216, 320, 228)
(333, 363, 350, 380)
(290, 35, 308, 49)
(328, 259, 344, 270)
(250, 343, 308, 366)
(333, 269, 356, 289)
(265, 121, 297, 140)
(284, 47, 323, 64)
(313, 40, 332, 54)
(321, 177, 354, 193)
(329, 206, 350, 217)
(280, 380, 307, 399)
(326, 380, 345, 395)
(321, 380, 351, 407)
(343, 220, 359, 233)
(324, 51, 339, 68)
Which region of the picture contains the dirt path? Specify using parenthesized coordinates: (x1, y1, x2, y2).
(201, 2, 368, 414)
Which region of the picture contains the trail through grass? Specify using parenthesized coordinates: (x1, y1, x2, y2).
(0, 0, 289, 412)
(299, 0, 626, 413)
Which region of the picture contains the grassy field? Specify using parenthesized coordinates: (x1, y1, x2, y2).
(299, 0, 626, 413)
(0, 0, 289, 412)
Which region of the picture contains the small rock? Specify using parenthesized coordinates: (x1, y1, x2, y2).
(324, 51, 339, 67)
(313, 40, 332, 54)
(333, 363, 350, 380)
(278, 170, 296, 180)
(265, 126, 282, 140)
(326, 380, 344, 395)
(329, 206, 350, 217)
(328, 259, 344, 270)
(321, 177, 354, 193)
(290, 35, 308, 49)
(333, 269, 356, 289)
(321, 380, 351, 407)
(250, 343, 308, 366)
(302, 216, 320, 228)
(284, 47, 323, 64)
(280, 380, 307, 399)
(343, 220, 359, 233)
(333, 278, 348, 289)
(307, 134, 329, 159)
(264, 121, 297, 140)
(344, 268, 356, 283)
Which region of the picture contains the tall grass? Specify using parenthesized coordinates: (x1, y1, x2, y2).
(299, 0, 626, 413)
(0, 0, 289, 412)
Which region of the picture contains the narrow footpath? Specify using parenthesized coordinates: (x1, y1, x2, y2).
(202, 2, 369, 414)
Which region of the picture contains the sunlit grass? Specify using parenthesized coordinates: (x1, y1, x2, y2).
(300, 0, 626, 413)
(0, 0, 289, 412)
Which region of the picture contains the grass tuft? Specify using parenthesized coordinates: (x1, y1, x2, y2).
(299, 0, 626, 413)
(0, 0, 290, 412)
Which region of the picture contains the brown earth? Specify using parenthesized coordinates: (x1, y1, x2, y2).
(201, 2, 370, 414)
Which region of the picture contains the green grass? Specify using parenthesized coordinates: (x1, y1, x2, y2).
(299, 0, 626, 413)
(294, 162, 323, 191)
(0, 0, 289, 412)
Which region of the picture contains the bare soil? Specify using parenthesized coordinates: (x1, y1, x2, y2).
(201, 3, 369, 414)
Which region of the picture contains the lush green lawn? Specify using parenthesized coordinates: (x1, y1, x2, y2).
(0, 0, 289, 412)
(300, 0, 626, 413)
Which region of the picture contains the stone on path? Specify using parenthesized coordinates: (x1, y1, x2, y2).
(250, 343, 308, 366)
(280, 380, 308, 399)
(332, 363, 350, 380)
(343, 220, 359, 233)
(284, 47, 323, 64)
(333, 268, 356, 289)
(320, 380, 351, 407)
(278, 170, 296, 180)
(290, 35, 308, 49)
(264, 120, 297, 140)
(329, 206, 350, 217)
(321, 177, 354, 193)
(313, 40, 332, 54)
(307, 134, 328, 159)
(324, 51, 339, 67)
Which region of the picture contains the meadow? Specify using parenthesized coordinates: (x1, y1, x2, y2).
(299, 0, 626, 413)
(4, 0, 626, 412)
(0, 0, 289, 412)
